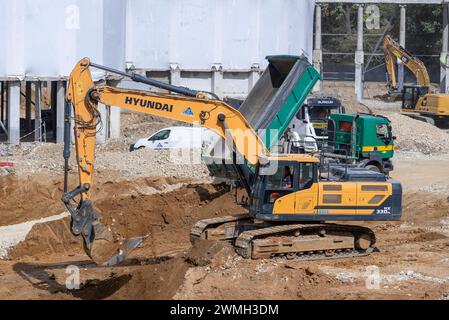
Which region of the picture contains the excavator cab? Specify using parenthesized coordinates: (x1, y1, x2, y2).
(402, 85, 429, 110)
(251, 157, 318, 219)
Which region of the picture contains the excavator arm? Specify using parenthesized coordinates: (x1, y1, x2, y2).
(63, 58, 268, 265)
(383, 35, 430, 90)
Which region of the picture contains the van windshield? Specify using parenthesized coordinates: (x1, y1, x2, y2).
(149, 130, 171, 141)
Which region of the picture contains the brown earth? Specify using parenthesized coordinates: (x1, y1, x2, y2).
(2, 101, 449, 300)
(1, 180, 449, 300)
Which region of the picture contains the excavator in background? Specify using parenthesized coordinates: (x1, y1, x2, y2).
(383, 35, 449, 128)
(62, 58, 402, 266)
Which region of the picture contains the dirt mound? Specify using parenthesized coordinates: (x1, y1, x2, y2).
(0, 174, 202, 228)
(95, 183, 237, 238)
(387, 113, 449, 155)
(413, 232, 448, 242)
(402, 191, 449, 222)
(8, 183, 244, 261)
(8, 218, 84, 260)
(0, 175, 65, 226)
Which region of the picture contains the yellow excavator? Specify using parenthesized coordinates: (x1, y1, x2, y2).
(383, 35, 449, 128)
(62, 58, 403, 266)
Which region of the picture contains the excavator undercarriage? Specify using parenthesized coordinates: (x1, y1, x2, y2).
(190, 215, 375, 261)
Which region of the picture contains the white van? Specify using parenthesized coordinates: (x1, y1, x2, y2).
(130, 126, 220, 151)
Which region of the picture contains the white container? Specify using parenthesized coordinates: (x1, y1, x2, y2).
(0, 0, 126, 79)
(126, 0, 315, 71)
(0, 0, 315, 79)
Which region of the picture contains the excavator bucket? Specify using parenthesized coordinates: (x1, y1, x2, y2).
(64, 193, 146, 265)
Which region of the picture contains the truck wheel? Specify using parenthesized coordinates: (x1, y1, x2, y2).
(365, 165, 381, 173)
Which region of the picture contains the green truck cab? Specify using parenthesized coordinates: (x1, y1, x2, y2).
(326, 114, 395, 174)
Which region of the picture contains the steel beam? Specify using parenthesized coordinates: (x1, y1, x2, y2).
(398, 5, 407, 91)
(441, 3, 449, 93)
(34, 82, 42, 142)
(355, 4, 365, 102)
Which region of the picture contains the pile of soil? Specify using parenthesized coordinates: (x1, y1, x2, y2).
(0, 175, 65, 226)
(387, 113, 449, 155)
(8, 183, 244, 261)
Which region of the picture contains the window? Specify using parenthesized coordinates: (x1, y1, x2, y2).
(403, 87, 415, 109)
(266, 165, 294, 189)
(149, 130, 171, 141)
(376, 124, 391, 143)
(299, 163, 314, 190)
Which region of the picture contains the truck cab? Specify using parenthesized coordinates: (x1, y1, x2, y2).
(327, 114, 395, 174)
(287, 97, 345, 153)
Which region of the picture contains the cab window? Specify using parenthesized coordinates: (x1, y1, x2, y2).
(376, 124, 391, 142)
(149, 130, 171, 141)
(299, 163, 314, 190)
(266, 165, 294, 189)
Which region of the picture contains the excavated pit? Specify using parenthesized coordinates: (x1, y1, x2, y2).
(2, 185, 449, 300)
(3, 180, 245, 300)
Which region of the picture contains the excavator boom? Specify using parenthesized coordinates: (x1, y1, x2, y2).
(63, 58, 268, 264)
(383, 35, 431, 90)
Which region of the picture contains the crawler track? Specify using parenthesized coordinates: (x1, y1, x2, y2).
(190, 216, 376, 261)
(235, 223, 376, 261)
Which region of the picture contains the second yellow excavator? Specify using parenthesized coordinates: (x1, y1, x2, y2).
(383, 35, 449, 128)
(62, 58, 403, 266)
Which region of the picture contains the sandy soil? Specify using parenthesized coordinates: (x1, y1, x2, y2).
(1, 153, 449, 300)
(1, 98, 449, 300)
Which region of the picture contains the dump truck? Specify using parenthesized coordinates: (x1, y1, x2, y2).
(285, 97, 345, 153)
(205, 55, 321, 189)
(323, 113, 395, 174)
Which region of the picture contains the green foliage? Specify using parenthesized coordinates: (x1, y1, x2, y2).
(319, 3, 443, 65)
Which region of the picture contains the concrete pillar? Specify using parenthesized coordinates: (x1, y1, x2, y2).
(7, 82, 20, 145)
(56, 81, 66, 144)
(169, 63, 181, 86)
(398, 5, 407, 91)
(441, 3, 449, 93)
(355, 4, 364, 102)
(96, 103, 109, 144)
(34, 81, 42, 142)
(248, 63, 260, 92)
(313, 4, 323, 93)
(109, 106, 121, 139)
(106, 80, 121, 139)
(211, 63, 224, 99)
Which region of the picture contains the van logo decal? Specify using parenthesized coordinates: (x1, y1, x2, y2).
(182, 107, 194, 117)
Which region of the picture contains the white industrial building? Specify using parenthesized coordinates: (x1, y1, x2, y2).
(0, 0, 315, 145)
